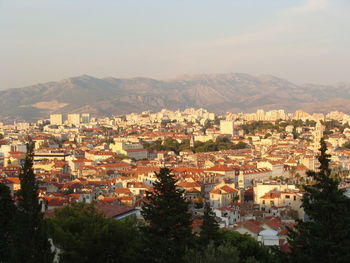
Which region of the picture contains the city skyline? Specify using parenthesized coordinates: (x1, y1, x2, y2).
(1, 1, 350, 262)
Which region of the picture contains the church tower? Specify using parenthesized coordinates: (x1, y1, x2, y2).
(190, 135, 195, 148)
(313, 121, 324, 150)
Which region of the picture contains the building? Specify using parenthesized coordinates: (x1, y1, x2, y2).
(110, 141, 143, 154)
(256, 109, 265, 121)
(50, 114, 63, 125)
(258, 230, 279, 246)
(67, 114, 81, 125)
(313, 121, 324, 150)
(209, 183, 238, 208)
(220, 120, 234, 135)
(81, 113, 90, 124)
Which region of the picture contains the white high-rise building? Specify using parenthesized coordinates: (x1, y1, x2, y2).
(220, 120, 234, 135)
(67, 114, 81, 125)
(256, 109, 265, 121)
(50, 114, 63, 125)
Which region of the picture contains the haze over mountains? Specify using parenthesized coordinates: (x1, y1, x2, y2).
(2, 73, 350, 122)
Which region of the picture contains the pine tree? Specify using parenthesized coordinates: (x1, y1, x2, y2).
(12, 141, 54, 263)
(199, 202, 221, 247)
(0, 183, 17, 262)
(141, 168, 194, 263)
(287, 138, 350, 263)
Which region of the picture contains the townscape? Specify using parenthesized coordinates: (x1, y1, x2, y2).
(2, 1, 350, 262)
(1, 108, 350, 253)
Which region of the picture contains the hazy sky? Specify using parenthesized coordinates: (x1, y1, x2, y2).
(1, 0, 349, 89)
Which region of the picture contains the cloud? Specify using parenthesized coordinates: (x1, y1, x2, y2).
(176, 0, 350, 84)
(285, 0, 330, 13)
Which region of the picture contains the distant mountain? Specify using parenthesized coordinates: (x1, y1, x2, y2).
(1, 73, 350, 121)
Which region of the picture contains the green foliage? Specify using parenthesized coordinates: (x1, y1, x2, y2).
(286, 138, 350, 263)
(342, 141, 350, 149)
(184, 241, 240, 263)
(321, 120, 350, 135)
(0, 183, 17, 262)
(186, 229, 272, 263)
(304, 119, 317, 127)
(220, 230, 273, 263)
(143, 137, 247, 154)
(264, 133, 272, 138)
(142, 138, 188, 154)
(199, 202, 221, 247)
(115, 154, 130, 160)
(214, 117, 224, 126)
(241, 119, 317, 135)
(241, 121, 275, 134)
(193, 138, 247, 153)
(48, 202, 140, 263)
(12, 141, 54, 263)
(203, 120, 214, 130)
(141, 168, 194, 263)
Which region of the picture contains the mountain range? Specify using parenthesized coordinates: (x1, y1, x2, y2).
(1, 73, 350, 122)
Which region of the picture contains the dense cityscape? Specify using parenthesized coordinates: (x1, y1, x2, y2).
(2, 0, 350, 262)
(1, 107, 350, 261)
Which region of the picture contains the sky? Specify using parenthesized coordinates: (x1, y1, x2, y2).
(0, 0, 349, 89)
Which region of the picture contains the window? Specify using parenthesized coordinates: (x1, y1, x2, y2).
(270, 200, 274, 205)
(262, 200, 265, 205)
(285, 195, 290, 199)
(294, 196, 296, 201)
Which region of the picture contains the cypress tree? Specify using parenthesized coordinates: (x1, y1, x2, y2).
(13, 141, 54, 263)
(0, 183, 17, 262)
(199, 202, 221, 247)
(141, 168, 194, 263)
(287, 138, 350, 263)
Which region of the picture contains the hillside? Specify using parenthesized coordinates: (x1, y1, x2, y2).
(1, 73, 350, 121)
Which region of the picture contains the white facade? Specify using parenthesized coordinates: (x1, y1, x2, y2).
(220, 120, 234, 135)
(67, 114, 81, 125)
(50, 114, 63, 125)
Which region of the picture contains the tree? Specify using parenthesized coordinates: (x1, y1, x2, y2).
(199, 202, 221, 247)
(287, 138, 350, 263)
(264, 133, 272, 139)
(220, 230, 273, 263)
(342, 141, 350, 149)
(48, 202, 140, 263)
(12, 141, 54, 263)
(141, 168, 194, 263)
(184, 241, 240, 263)
(0, 183, 17, 262)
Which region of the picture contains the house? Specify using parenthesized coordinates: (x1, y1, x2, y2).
(258, 229, 279, 246)
(1, 177, 21, 195)
(123, 149, 148, 160)
(254, 182, 304, 219)
(233, 220, 265, 238)
(94, 202, 137, 220)
(177, 181, 202, 200)
(126, 181, 150, 196)
(209, 183, 238, 208)
(205, 165, 236, 179)
(214, 206, 240, 227)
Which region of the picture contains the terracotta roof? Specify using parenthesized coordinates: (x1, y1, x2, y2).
(94, 202, 134, 218)
(211, 185, 238, 194)
(177, 181, 201, 188)
(2, 177, 20, 184)
(235, 220, 264, 234)
(115, 188, 132, 194)
(205, 165, 234, 172)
